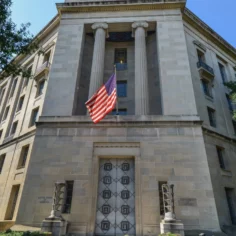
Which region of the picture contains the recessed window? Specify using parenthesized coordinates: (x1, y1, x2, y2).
(11, 121, 18, 135)
(3, 106, 10, 121)
(0, 130, 3, 139)
(43, 51, 51, 64)
(225, 188, 236, 225)
(197, 49, 205, 62)
(36, 80, 45, 97)
(216, 146, 225, 170)
(218, 63, 227, 83)
(17, 96, 25, 112)
(159, 181, 167, 217)
(0, 88, 6, 106)
(111, 108, 127, 115)
(117, 81, 127, 97)
(226, 94, 233, 112)
(62, 181, 74, 214)
(17, 145, 29, 169)
(115, 48, 127, 71)
(207, 107, 216, 127)
(0, 154, 6, 174)
(9, 78, 18, 99)
(201, 79, 212, 98)
(29, 107, 39, 127)
(232, 120, 236, 135)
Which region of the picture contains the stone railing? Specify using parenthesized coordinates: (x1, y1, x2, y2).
(35, 61, 51, 78)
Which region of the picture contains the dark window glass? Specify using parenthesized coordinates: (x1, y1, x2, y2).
(0, 88, 6, 106)
(225, 188, 236, 225)
(0, 154, 6, 174)
(23, 65, 32, 88)
(18, 145, 29, 168)
(9, 79, 18, 98)
(117, 81, 127, 97)
(43, 51, 51, 64)
(207, 107, 216, 127)
(37, 80, 45, 97)
(3, 106, 10, 121)
(115, 48, 127, 71)
(216, 147, 225, 169)
(159, 181, 167, 217)
(226, 94, 233, 112)
(17, 96, 25, 112)
(11, 121, 18, 135)
(219, 63, 227, 83)
(0, 129, 3, 139)
(62, 181, 74, 213)
(233, 120, 236, 135)
(111, 108, 127, 115)
(201, 80, 212, 98)
(30, 107, 39, 127)
(197, 49, 205, 62)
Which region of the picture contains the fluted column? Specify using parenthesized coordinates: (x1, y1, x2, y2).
(132, 21, 149, 115)
(88, 23, 108, 98)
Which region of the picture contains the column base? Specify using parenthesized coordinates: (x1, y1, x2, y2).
(41, 219, 68, 236)
(160, 219, 185, 236)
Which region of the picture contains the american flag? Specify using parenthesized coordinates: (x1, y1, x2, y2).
(85, 73, 117, 123)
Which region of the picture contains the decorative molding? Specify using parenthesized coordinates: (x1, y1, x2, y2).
(94, 142, 140, 148)
(91, 22, 108, 30)
(132, 21, 149, 29)
(193, 40, 206, 52)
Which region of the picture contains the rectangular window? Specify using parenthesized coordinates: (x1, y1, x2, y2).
(5, 185, 20, 220)
(225, 188, 236, 225)
(17, 145, 29, 168)
(36, 80, 45, 97)
(117, 81, 127, 97)
(233, 120, 236, 135)
(201, 79, 212, 98)
(17, 96, 25, 112)
(9, 78, 18, 99)
(226, 94, 233, 112)
(62, 181, 74, 213)
(29, 107, 39, 127)
(159, 181, 167, 217)
(3, 106, 10, 121)
(11, 121, 18, 135)
(0, 154, 6, 174)
(219, 63, 227, 83)
(115, 48, 127, 71)
(43, 51, 51, 64)
(216, 146, 225, 169)
(207, 107, 216, 127)
(197, 49, 205, 62)
(111, 108, 127, 115)
(0, 88, 6, 106)
(0, 129, 3, 139)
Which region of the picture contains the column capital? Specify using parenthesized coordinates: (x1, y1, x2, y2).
(91, 22, 108, 30)
(131, 21, 149, 30)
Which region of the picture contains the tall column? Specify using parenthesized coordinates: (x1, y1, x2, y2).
(132, 21, 149, 115)
(88, 23, 108, 98)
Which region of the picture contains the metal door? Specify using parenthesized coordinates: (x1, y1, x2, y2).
(95, 158, 135, 236)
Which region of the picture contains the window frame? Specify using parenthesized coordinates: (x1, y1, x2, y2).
(111, 108, 127, 115)
(9, 78, 18, 99)
(62, 181, 74, 214)
(117, 81, 127, 97)
(0, 154, 6, 174)
(11, 121, 18, 135)
(207, 107, 216, 127)
(29, 107, 39, 127)
(201, 79, 213, 98)
(3, 106, 10, 121)
(17, 96, 25, 112)
(225, 188, 236, 225)
(218, 62, 227, 83)
(36, 79, 45, 98)
(216, 146, 226, 170)
(17, 145, 30, 169)
(196, 49, 205, 63)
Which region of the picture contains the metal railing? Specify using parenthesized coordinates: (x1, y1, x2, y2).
(197, 60, 214, 75)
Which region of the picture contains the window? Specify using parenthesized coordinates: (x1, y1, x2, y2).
(201, 79, 212, 98)
(0, 154, 6, 174)
(232, 120, 236, 135)
(9, 78, 18, 99)
(0, 88, 6, 106)
(197, 49, 205, 62)
(17, 145, 29, 168)
(36, 80, 45, 97)
(43, 51, 51, 64)
(5, 185, 20, 220)
(11, 121, 18, 135)
(216, 147, 225, 169)
(111, 108, 127, 115)
(115, 48, 127, 71)
(62, 181, 74, 213)
(225, 188, 236, 225)
(159, 181, 167, 217)
(29, 107, 39, 127)
(226, 94, 233, 112)
(207, 107, 216, 127)
(117, 81, 127, 97)
(23, 65, 32, 89)
(3, 106, 10, 121)
(17, 96, 25, 112)
(0, 130, 2, 139)
(218, 63, 227, 83)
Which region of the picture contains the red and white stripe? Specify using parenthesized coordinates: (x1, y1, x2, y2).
(86, 86, 117, 123)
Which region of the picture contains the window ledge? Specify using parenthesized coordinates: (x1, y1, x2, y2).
(220, 168, 232, 177)
(205, 95, 214, 102)
(16, 166, 25, 170)
(35, 94, 43, 101)
(15, 110, 21, 116)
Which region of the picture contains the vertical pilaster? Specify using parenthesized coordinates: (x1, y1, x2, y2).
(132, 21, 149, 115)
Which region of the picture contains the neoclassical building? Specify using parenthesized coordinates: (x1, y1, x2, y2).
(0, 0, 236, 235)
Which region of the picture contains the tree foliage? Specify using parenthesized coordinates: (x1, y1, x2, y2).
(224, 81, 236, 120)
(0, 0, 38, 80)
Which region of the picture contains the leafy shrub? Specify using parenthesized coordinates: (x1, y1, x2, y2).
(0, 231, 50, 236)
(159, 233, 181, 236)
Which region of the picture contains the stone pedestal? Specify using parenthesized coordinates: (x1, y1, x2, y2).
(41, 218, 67, 236)
(160, 219, 185, 236)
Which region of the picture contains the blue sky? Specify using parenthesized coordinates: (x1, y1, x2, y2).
(12, 0, 236, 47)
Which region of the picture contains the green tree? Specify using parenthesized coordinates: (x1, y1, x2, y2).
(225, 81, 236, 119)
(0, 0, 38, 80)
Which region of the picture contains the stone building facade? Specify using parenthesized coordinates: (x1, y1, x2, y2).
(0, 0, 236, 235)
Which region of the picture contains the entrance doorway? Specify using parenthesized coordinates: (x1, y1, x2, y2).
(95, 158, 135, 236)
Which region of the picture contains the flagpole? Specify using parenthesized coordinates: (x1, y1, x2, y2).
(114, 64, 119, 115)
